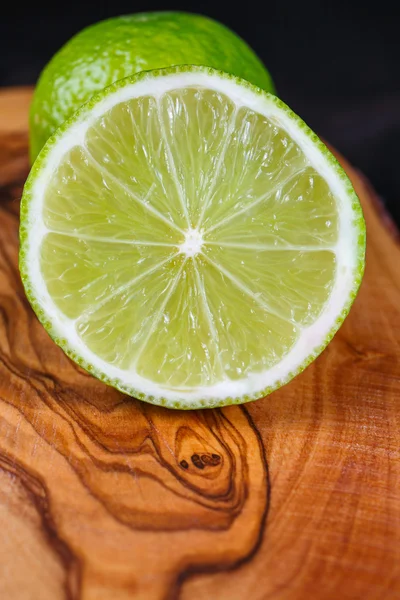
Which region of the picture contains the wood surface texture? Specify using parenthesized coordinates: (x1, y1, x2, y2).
(0, 89, 399, 600)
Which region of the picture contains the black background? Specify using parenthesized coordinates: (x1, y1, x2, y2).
(1, 2, 399, 225)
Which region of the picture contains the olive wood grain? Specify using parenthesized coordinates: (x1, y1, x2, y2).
(0, 89, 399, 600)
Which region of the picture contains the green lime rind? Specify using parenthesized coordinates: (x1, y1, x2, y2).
(20, 65, 366, 409)
(29, 11, 275, 161)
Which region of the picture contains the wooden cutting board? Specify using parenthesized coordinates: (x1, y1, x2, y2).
(0, 88, 399, 600)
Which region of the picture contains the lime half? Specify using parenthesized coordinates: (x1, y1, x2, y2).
(20, 67, 365, 409)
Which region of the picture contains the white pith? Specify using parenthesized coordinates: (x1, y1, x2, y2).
(179, 228, 204, 257)
(24, 71, 359, 404)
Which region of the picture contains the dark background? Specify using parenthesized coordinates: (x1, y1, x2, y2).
(1, 2, 399, 225)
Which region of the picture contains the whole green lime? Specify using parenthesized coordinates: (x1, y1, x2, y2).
(29, 12, 275, 162)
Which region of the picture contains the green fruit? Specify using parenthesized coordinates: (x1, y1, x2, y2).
(20, 66, 365, 409)
(29, 11, 275, 161)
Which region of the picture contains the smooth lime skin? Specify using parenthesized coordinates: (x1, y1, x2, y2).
(29, 11, 275, 162)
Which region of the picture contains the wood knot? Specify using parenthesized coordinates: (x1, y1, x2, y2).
(201, 454, 221, 466)
(188, 453, 221, 470)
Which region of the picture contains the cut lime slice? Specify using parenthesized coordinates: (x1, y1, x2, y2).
(20, 66, 365, 409)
